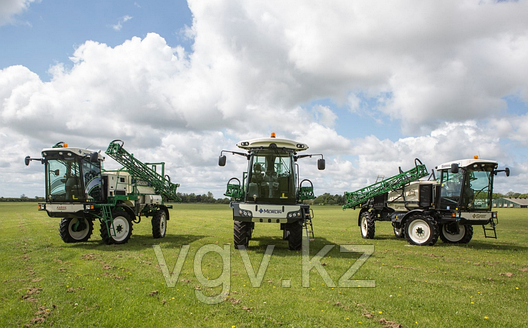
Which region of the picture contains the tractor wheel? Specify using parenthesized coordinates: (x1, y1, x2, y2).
(359, 211, 375, 239)
(100, 210, 133, 245)
(405, 215, 439, 246)
(59, 217, 93, 243)
(152, 210, 168, 239)
(287, 221, 303, 251)
(393, 226, 405, 239)
(234, 221, 251, 249)
(440, 223, 473, 244)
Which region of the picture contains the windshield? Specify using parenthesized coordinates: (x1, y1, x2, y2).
(246, 150, 295, 204)
(46, 158, 84, 202)
(461, 170, 493, 211)
(439, 164, 494, 211)
(45, 153, 102, 202)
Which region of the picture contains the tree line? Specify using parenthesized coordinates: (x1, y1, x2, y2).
(0, 193, 231, 203)
(493, 192, 528, 199)
(2, 191, 525, 204)
(176, 192, 230, 204)
(312, 192, 528, 206)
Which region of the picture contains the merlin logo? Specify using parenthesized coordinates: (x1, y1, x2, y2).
(259, 208, 283, 214)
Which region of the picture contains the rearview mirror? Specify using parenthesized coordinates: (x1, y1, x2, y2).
(219, 155, 226, 167)
(450, 163, 459, 174)
(317, 158, 325, 170)
(24, 156, 30, 166)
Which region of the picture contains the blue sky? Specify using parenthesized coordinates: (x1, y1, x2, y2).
(0, 0, 193, 79)
(1, 0, 527, 198)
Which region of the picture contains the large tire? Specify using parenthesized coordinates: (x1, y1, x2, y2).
(405, 214, 439, 246)
(359, 211, 375, 239)
(287, 221, 303, 251)
(440, 223, 473, 244)
(234, 221, 251, 249)
(100, 210, 133, 245)
(59, 217, 93, 243)
(152, 210, 168, 239)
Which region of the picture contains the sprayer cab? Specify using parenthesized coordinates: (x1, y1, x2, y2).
(25, 142, 104, 204)
(436, 157, 509, 213)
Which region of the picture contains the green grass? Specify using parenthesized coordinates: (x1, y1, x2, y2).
(1, 203, 527, 327)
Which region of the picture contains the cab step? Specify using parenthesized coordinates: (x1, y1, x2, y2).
(482, 217, 498, 239)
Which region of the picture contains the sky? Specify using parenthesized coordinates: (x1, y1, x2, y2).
(1, 0, 527, 199)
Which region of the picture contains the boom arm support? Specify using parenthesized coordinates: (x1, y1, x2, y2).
(105, 140, 180, 202)
(343, 158, 428, 209)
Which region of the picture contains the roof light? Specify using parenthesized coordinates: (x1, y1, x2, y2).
(474, 155, 478, 159)
(270, 132, 276, 138)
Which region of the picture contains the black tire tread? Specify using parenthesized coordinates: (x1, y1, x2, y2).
(359, 211, 375, 239)
(439, 224, 473, 244)
(152, 209, 168, 239)
(100, 210, 133, 245)
(234, 221, 251, 249)
(404, 214, 439, 246)
(287, 221, 303, 251)
(59, 217, 93, 243)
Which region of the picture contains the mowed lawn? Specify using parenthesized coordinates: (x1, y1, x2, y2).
(0, 202, 526, 327)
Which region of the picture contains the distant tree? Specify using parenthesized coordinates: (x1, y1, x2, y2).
(493, 193, 505, 199)
(506, 191, 521, 198)
(175, 191, 227, 203)
(313, 193, 344, 205)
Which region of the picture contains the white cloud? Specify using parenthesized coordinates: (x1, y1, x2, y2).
(333, 120, 513, 194)
(184, 0, 528, 135)
(0, 0, 36, 26)
(112, 15, 133, 31)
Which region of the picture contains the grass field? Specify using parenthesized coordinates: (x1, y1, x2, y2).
(0, 202, 527, 327)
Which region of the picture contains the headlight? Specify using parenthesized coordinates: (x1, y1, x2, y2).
(238, 210, 251, 217)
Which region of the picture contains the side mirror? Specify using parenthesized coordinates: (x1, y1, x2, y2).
(505, 167, 510, 177)
(25, 156, 44, 166)
(317, 158, 325, 170)
(90, 152, 99, 163)
(450, 163, 459, 174)
(219, 155, 226, 167)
